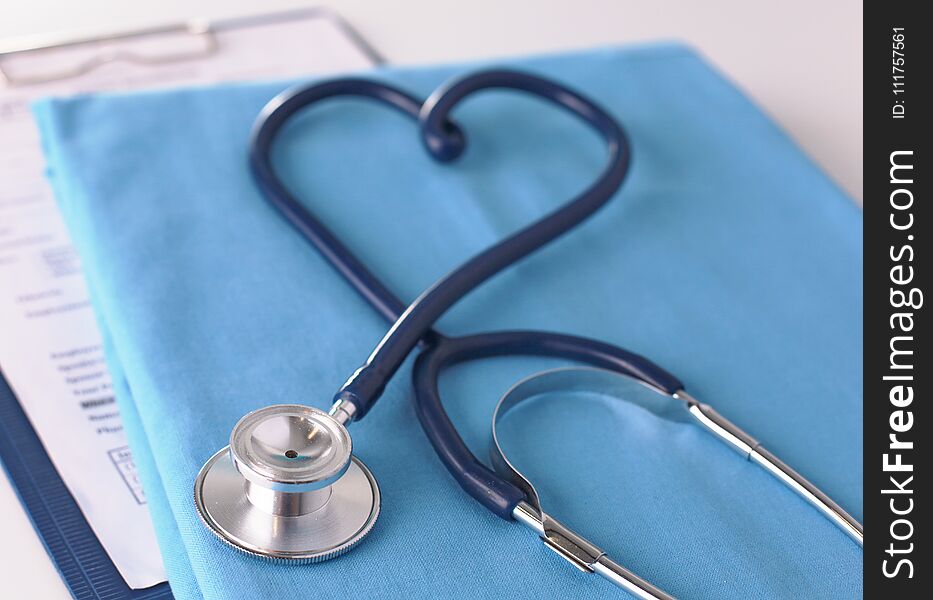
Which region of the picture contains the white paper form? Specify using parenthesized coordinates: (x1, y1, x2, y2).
(0, 11, 376, 589)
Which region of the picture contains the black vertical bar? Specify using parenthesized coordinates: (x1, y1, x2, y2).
(864, 0, 927, 596)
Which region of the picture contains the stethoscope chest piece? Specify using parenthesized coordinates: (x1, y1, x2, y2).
(194, 404, 380, 562)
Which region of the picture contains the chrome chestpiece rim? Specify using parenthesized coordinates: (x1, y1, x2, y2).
(230, 404, 352, 494)
(194, 404, 380, 562)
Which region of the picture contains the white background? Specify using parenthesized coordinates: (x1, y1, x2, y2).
(1, 1, 861, 597)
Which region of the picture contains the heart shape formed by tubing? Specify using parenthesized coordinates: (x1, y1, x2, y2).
(248, 69, 681, 516)
(192, 68, 862, 599)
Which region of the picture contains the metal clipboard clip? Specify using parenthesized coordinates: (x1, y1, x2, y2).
(0, 21, 217, 87)
(0, 8, 383, 88)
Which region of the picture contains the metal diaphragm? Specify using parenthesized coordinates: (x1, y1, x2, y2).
(194, 404, 379, 562)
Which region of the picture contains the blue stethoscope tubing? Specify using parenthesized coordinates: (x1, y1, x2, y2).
(250, 70, 682, 519)
(248, 68, 862, 597)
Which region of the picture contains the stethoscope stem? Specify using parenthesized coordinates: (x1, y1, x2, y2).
(328, 397, 357, 426)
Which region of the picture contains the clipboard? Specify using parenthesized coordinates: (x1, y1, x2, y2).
(0, 8, 381, 599)
(0, 8, 383, 86)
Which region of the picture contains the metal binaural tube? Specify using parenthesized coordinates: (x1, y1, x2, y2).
(750, 445, 863, 545)
(679, 392, 864, 546)
(512, 501, 675, 600)
(592, 557, 673, 600)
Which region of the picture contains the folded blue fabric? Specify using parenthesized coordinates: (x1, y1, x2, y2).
(34, 44, 862, 599)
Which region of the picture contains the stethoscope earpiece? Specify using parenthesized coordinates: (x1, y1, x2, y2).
(194, 404, 379, 562)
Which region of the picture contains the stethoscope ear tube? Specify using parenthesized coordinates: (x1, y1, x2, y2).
(249, 78, 429, 326)
(412, 330, 683, 520)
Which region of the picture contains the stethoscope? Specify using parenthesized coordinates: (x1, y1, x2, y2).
(193, 69, 863, 599)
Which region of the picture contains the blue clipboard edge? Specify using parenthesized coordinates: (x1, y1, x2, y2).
(0, 371, 173, 600)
